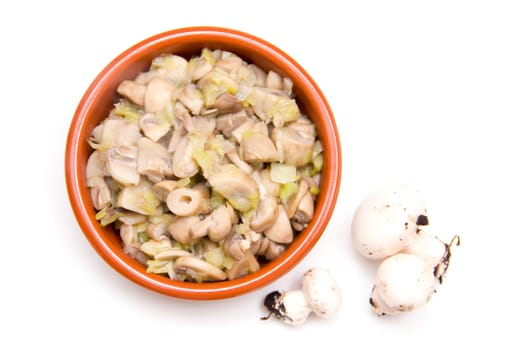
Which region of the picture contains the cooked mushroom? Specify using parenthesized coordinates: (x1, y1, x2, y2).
(177, 83, 204, 115)
(212, 92, 242, 113)
(152, 180, 179, 201)
(106, 146, 140, 186)
(240, 133, 280, 163)
(86, 150, 108, 180)
(167, 215, 201, 245)
(264, 205, 293, 244)
(171, 135, 199, 178)
(226, 251, 260, 280)
(208, 165, 259, 212)
(264, 240, 287, 260)
(215, 110, 248, 137)
(226, 148, 253, 174)
(191, 204, 234, 242)
(271, 126, 315, 167)
(293, 191, 314, 225)
(118, 212, 148, 226)
(139, 112, 172, 142)
(144, 77, 176, 113)
(88, 176, 111, 210)
(166, 187, 206, 216)
(117, 181, 162, 216)
(173, 256, 227, 282)
(94, 118, 141, 150)
(137, 137, 172, 182)
(150, 54, 189, 84)
(154, 248, 192, 261)
(117, 80, 146, 106)
(285, 179, 309, 218)
(250, 197, 279, 232)
(266, 70, 283, 90)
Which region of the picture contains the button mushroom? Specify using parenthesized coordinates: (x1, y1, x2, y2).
(191, 204, 234, 242)
(262, 268, 341, 326)
(117, 181, 162, 216)
(139, 112, 172, 142)
(240, 133, 280, 163)
(208, 165, 259, 212)
(226, 251, 260, 280)
(177, 83, 204, 115)
(370, 253, 436, 316)
(351, 184, 428, 260)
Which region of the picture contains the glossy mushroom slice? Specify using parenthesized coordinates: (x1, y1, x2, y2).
(208, 165, 259, 212)
(264, 205, 294, 244)
(137, 137, 172, 182)
(173, 256, 228, 282)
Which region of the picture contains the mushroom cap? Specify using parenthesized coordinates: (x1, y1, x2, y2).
(370, 253, 435, 316)
(280, 290, 312, 326)
(171, 135, 199, 178)
(403, 229, 447, 269)
(139, 112, 172, 142)
(240, 133, 280, 163)
(351, 184, 427, 260)
(271, 126, 315, 167)
(302, 268, 342, 318)
(250, 196, 279, 232)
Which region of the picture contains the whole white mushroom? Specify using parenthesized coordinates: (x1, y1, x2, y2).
(351, 184, 428, 260)
(370, 253, 436, 316)
(302, 268, 342, 318)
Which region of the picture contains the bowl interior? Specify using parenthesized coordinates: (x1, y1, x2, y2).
(66, 27, 341, 300)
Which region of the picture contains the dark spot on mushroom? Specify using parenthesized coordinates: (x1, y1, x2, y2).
(416, 215, 429, 226)
(404, 222, 408, 230)
(368, 252, 373, 256)
(261, 290, 290, 322)
(369, 297, 375, 307)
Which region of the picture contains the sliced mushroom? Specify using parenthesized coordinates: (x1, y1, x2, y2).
(212, 92, 242, 113)
(223, 227, 254, 261)
(167, 215, 201, 245)
(117, 80, 146, 106)
(264, 205, 293, 244)
(150, 54, 189, 84)
(154, 248, 192, 261)
(137, 137, 172, 182)
(258, 168, 280, 198)
(86, 150, 108, 180)
(139, 112, 172, 142)
(266, 70, 283, 90)
(191, 204, 233, 242)
(144, 77, 176, 113)
(117, 181, 161, 216)
(226, 148, 253, 174)
(215, 110, 248, 138)
(118, 212, 148, 226)
(271, 126, 315, 167)
(187, 54, 214, 81)
(240, 133, 280, 163)
(208, 165, 260, 212)
(247, 64, 266, 87)
(294, 191, 314, 224)
(88, 176, 111, 210)
(177, 83, 204, 115)
(146, 222, 169, 241)
(166, 187, 206, 216)
(123, 245, 149, 265)
(167, 118, 187, 152)
(98, 119, 141, 149)
(172, 135, 199, 178)
(264, 240, 287, 260)
(286, 179, 309, 218)
(173, 256, 227, 282)
(226, 251, 260, 280)
(106, 146, 140, 186)
(216, 54, 243, 73)
(181, 114, 216, 137)
(119, 224, 136, 247)
(250, 196, 279, 232)
(152, 180, 179, 201)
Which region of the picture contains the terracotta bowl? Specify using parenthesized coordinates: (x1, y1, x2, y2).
(65, 26, 341, 300)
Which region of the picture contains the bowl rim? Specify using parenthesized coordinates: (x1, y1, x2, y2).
(65, 26, 342, 300)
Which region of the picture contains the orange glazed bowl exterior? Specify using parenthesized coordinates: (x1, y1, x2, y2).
(65, 27, 341, 300)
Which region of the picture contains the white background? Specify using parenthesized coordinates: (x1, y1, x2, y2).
(2, 0, 524, 348)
